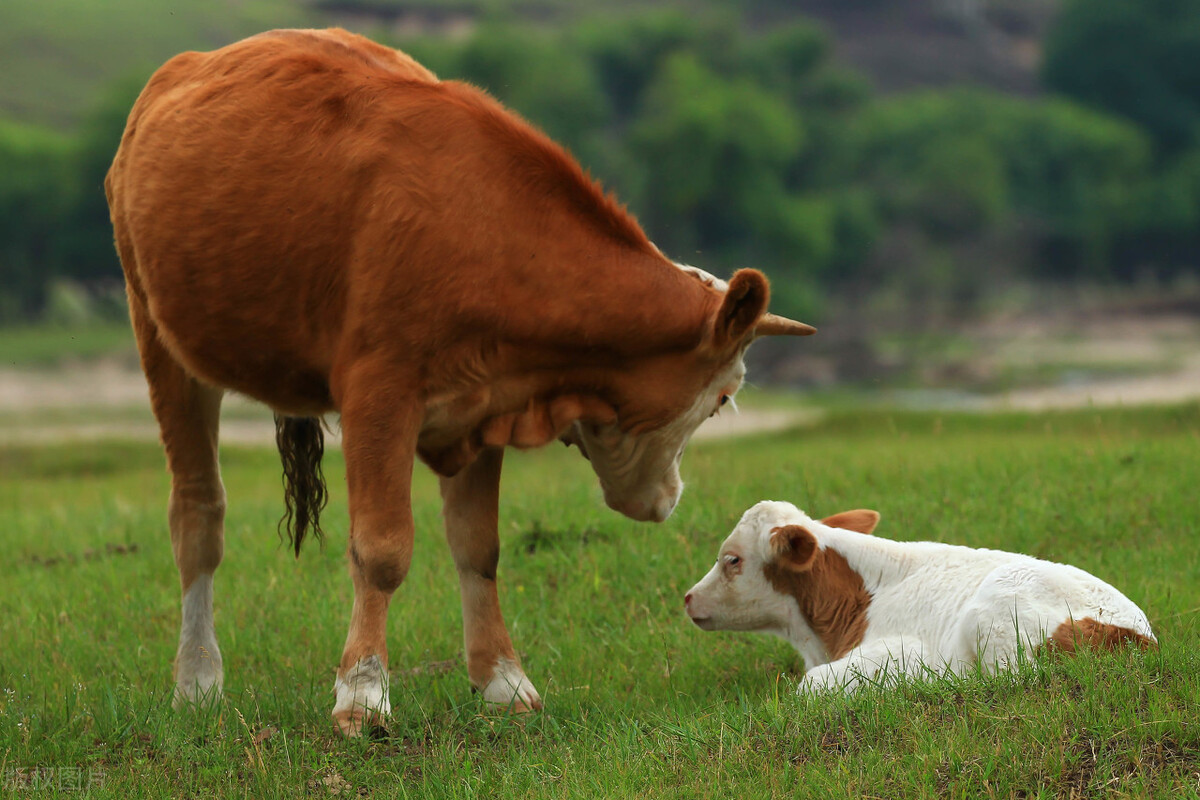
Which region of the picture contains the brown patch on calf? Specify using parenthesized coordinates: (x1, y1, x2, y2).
(1044, 617, 1157, 654)
(765, 525, 871, 660)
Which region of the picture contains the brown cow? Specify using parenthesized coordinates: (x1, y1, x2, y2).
(105, 28, 814, 736)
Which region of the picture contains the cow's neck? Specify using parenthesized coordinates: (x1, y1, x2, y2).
(488, 230, 719, 359)
(422, 91, 723, 358)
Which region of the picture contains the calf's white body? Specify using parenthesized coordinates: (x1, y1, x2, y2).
(686, 501, 1155, 691)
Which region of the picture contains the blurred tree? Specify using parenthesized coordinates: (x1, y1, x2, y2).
(1111, 147, 1200, 277)
(0, 122, 71, 320)
(999, 95, 1152, 275)
(55, 75, 147, 290)
(1043, 0, 1200, 154)
(575, 11, 707, 122)
(629, 53, 825, 263)
(848, 90, 1152, 278)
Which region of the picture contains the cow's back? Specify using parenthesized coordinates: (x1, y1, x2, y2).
(106, 29, 440, 412)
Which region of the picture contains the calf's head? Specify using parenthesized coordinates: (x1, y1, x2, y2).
(684, 501, 879, 661)
(565, 271, 814, 522)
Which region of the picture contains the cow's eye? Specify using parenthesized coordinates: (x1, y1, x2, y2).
(724, 554, 741, 568)
(720, 395, 729, 406)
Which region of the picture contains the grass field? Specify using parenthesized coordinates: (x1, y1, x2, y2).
(2, 406, 1199, 797)
(0, 322, 135, 369)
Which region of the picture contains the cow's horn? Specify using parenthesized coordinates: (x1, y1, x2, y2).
(754, 313, 816, 338)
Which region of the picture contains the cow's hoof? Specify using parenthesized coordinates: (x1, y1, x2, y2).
(172, 675, 223, 711)
(481, 658, 543, 713)
(174, 642, 224, 711)
(332, 655, 391, 737)
(333, 707, 389, 738)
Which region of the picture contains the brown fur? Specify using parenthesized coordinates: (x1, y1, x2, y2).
(765, 524, 872, 660)
(106, 29, 811, 731)
(1045, 617, 1158, 654)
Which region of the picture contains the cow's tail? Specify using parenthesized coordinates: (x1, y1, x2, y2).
(275, 414, 328, 557)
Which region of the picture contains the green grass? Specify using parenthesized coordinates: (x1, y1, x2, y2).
(2, 406, 1199, 797)
(0, 322, 135, 368)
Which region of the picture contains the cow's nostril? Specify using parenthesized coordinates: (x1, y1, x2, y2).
(684, 593, 692, 607)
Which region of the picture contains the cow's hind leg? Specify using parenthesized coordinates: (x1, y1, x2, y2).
(129, 295, 227, 707)
(440, 448, 542, 712)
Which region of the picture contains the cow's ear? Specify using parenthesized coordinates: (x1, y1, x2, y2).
(714, 269, 770, 347)
(770, 524, 818, 572)
(820, 509, 880, 535)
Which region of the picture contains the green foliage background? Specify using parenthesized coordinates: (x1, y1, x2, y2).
(2, 0, 1200, 326)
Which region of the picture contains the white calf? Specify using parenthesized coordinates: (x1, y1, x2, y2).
(685, 501, 1156, 691)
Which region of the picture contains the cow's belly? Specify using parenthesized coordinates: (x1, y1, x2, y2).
(133, 240, 340, 415)
(152, 299, 336, 415)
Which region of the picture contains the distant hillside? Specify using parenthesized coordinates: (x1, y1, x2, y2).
(0, 0, 315, 130)
(0, 0, 1059, 131)
(315, 0, 1061, 94)
(794, 0, 1058, 95)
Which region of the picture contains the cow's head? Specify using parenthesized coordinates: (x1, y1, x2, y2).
(563, 269, 814, 522)
(684, 500, 878, 665)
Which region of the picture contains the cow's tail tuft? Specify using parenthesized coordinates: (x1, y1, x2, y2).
(275, 414, 328, 557)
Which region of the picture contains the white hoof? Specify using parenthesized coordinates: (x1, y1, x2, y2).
(481, 658, 542, 712)
(173, 660, 223, 708)
(333, 655, 391, 736)
(173, 575, 223, 708)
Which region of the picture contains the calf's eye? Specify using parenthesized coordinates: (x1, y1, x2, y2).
(720, 395, 729, 406)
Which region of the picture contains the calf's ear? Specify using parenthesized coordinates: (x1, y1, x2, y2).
(714, 269, 770, 347)
(769, 524, 819, 572)
(820, 509, 881, 535)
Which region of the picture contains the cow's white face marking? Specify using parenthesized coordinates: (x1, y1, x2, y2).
(574, 355, 745, 522)
(674, 263, 729, 292)
(173, 573, 224, 708)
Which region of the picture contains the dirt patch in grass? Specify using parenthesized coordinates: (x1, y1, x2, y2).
(24, 541, 139, 569)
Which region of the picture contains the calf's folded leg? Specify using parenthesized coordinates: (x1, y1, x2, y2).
(800, 638, 935, 693)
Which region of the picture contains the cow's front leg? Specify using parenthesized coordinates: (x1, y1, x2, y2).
(800, 638, 931, 694)
(440, 447, 542, 712)
(332, 382, 419, 737)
